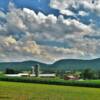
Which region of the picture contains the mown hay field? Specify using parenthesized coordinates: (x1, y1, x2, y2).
(0, 81, 100, 100)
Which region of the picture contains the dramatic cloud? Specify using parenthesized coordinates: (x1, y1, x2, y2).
(50, 0, 100, 15)
(0, 1, 100, 63)
(50, 0, 97, 9)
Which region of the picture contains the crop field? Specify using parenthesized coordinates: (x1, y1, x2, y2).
(0, 81, 100, 100)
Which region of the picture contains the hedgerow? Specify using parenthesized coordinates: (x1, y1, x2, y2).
(0, 76, 100, 88)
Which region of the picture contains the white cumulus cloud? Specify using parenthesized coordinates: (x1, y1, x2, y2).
(0, 1, 99, 63)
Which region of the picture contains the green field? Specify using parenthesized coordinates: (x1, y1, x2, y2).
(0, 81, 100, 100)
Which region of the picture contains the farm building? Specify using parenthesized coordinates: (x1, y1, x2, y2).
(5, 65, 56, 78)
(64, 75, 79, 80)
(5, 73, 55, 77)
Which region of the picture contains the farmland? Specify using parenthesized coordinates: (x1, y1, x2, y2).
(0, 81, 100, 100)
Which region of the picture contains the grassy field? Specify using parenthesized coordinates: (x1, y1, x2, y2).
(0, 81, 100, 100)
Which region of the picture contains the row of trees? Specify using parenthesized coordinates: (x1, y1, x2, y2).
(56, 68, 100, 80)
(5, 68, 20, 74)
(81, 69, 100, 79)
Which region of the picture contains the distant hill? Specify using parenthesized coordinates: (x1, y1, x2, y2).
(0, 61, 50, 71)
(0, 58, 100, 71)
(52, 58, 100, 71)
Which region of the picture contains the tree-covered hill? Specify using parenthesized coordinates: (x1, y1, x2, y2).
(0, 58, 100, 71)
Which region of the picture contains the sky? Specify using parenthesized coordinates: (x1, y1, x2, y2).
(0, 0, 100, 63)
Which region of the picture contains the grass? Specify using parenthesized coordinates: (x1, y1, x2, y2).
(0, 81, 100, 100)
(0, 72, 4, 76)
